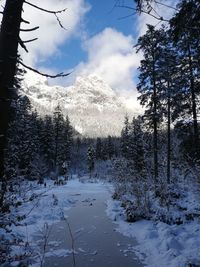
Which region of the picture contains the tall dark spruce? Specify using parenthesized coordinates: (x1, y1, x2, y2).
(121, 115, 131, 159)
(136, 25, 165, 187)
(170, 0, 200, 158)
(157, 30, 178, 184)
(53, 105, 65, 174)
(95, 137, 102, 160)
(0, 0, 24, 178)
(87, 146, 95, 178)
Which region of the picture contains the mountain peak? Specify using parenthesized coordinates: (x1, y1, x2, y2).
(73, 74, 115, 98)
(21, 72, 136, 137)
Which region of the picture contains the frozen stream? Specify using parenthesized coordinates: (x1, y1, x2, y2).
(37, 180, 143, 267)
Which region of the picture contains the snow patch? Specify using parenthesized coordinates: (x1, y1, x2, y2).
(106, 198, 200, 267)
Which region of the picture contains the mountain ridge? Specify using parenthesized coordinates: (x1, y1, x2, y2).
(21, 71, 138, 137)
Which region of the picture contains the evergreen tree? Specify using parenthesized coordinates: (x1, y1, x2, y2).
(63, 115, 73, 163)
(36, 115, 54, 182)
(170, 0, 200, 154)
(136, 25, 167, 185)
(52, 106, 73, 176)
(40, 115, 54, 171)
(0, 0, 24, 177)
(17, 97, 36, 177)
(4, 96, 39, 179)
(129, 116, 146, 179)
(121, 115, 131, 159)
(76, 137, 81, 153)
(4, 120, 19, 180)
(107, 135, 115, 159)
(87, 146, 95, 178)
(101, 141, 108, 161)
(156, 29, 179, 184)
(53, 105, 65, 175)
(61, 115, 73, 176)
(5, 102, 73, 181)
(95, 137, 102, 160)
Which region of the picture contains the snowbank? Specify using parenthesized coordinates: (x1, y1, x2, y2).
(106, 199, 200, 267)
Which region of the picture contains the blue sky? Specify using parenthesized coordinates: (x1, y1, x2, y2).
(85, 0, 139, 37)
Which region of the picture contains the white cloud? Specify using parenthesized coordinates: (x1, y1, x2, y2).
(19, 0, 90, 65)
(77, 28, 140, 91)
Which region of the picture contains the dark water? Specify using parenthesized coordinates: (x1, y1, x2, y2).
(39, 183, 143, 267)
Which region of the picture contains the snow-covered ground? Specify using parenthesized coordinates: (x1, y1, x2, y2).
(1, 178, 200, 267)
(1, 177, 113, 266)
(106, 199, 200, 267)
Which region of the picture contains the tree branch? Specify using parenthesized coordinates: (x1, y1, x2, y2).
(55, 13, 67, 30)
(24, 1, 67, 15)
(20, 26, 39, 32)
(18, 38, 29, 53)
(154, 1, 178, 11)
(115, 3, 169, 22)
(118, 13, 136, 20)
(24, 1, 67, 30)
(21, 18, 30, 24)
(23, 37, 38, 43)
(18, 60, 71, 78)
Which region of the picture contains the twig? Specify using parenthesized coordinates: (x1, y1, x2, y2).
(66, 219, 76, 267)
(154, 1, 178, 11)
(55, 13, 67, 30)
(24, 187, 54, 217)
(60, 212, 76, 267)
(38, 222, 53, 267)
(118, 13, 136, 20)
(24, 1, 67, 30)
(115, 3, 169, 22)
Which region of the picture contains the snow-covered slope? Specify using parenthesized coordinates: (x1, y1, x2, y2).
(22, 71, 136, 137)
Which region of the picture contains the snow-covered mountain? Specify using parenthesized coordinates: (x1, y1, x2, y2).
(22, 71, 137, 137)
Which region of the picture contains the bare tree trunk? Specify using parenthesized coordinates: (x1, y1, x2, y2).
(0, 0, 24, 178)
